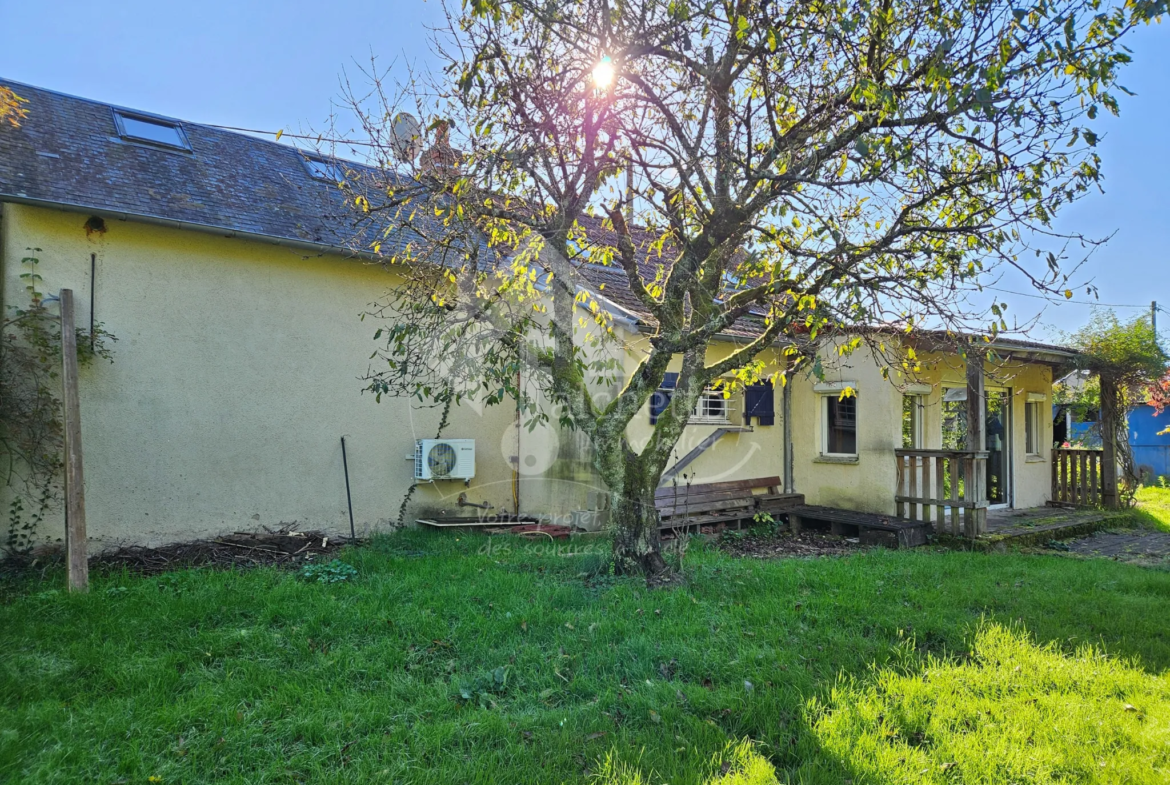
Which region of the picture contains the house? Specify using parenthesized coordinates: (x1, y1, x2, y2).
(0, 80, 1075, 552)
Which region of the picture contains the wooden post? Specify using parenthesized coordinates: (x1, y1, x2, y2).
(971, 455, 987, 535)
(934, 455, 945, 531)
(1089, 452, 1099, 506)
(60, 289, 89, 592)
(1053, 449, 1062, 503)
(782, 380, 794, 494)
(895, 454, 905, 519)
(910, 456, 920, 521)
(965, 346, 986, 452)
(949, 454, 961, 535)
(1100, 375, 1120, 509)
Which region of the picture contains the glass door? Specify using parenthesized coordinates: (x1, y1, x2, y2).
(941, 388, 1012, 507)
(985, 390, 1010, 506)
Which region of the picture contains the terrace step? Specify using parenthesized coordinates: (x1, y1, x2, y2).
(785, 505, 930, 549)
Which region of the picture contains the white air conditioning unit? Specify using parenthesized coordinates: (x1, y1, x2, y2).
(414, 439, 476, 481)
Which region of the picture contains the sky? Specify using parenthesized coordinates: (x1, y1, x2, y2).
(1, 1, 1167, 342)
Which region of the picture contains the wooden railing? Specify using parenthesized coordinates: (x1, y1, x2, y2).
(1051, 448, 1104, 506)
(895, 449, 989, 537)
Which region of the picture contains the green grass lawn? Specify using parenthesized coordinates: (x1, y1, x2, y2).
(3, 494, 1170, 784)
(1134, 485, 1170, 531)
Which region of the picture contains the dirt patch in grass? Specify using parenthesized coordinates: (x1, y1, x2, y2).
(717, 530, 867, 559)
(89, 528, 345, 575)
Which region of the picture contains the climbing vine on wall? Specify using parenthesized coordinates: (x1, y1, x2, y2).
(0, 250, 114, 554)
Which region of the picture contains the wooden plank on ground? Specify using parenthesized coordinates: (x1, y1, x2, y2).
(657, 498, 756, 518)
(655, 476, 780, 499)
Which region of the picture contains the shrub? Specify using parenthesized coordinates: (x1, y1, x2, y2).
(297, 559, 357, 584)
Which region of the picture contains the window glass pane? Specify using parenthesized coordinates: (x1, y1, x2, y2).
(942, 398, 967, 450)
(306, 158, 344, 181)
(693, 390, 728, 422)
(902, 395, 920, 448)
(1026, 402, 1038, 454)
(118, 114, 186, 148)
(826, 396, 857, 454)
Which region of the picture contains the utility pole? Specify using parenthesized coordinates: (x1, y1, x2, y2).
(1153, 301, 1158, 339)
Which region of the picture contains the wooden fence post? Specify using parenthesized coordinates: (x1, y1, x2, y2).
(60, 289, 88, 592)
(1100, 375, 1120, 509)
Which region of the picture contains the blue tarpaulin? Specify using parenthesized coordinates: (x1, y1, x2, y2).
(1131, 403, 1170, 479)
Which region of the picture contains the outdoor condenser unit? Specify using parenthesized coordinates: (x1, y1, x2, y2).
(414, 439, 476, 481)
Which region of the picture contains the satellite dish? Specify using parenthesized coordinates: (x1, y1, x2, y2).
(390, 112, 422, 163)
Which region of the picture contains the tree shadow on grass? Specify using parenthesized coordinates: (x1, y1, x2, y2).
(595, 623, 1169, 785)
(590, 544, 1170, 784)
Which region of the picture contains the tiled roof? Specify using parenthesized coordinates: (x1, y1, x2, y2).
(0, 79, 1074, 357)
(570, 214, 775, 338)
(0, 79, 409, 254)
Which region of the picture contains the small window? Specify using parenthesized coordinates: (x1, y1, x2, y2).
(902, 394, 924, 448)
(113, 110, 190, 150)
(822, 394, 858, 456)
(302, 155, 346, 182)
(691, 388, 731, 424)
(941, 389, 969, 450)
(1025, 400, 1042, 455)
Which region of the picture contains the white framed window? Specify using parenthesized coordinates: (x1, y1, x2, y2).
(113, 110, 190, 151)
(691, 387, 731, 424)
(1025, 393, 1045, 456)
(821, 394, 858, 456)
(902, 394, 925, 448)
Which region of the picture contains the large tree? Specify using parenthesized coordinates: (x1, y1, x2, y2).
(338, 0, 1162, 577)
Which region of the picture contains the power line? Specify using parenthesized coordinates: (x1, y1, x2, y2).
(202, 123, 378, 147)
(983, 285, 1165, 310)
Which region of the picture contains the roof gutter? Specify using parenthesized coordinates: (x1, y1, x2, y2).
(0, 193, 379, 262)
(985, 340, 1078, 362)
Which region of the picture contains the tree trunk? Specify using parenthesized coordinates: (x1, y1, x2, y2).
(608, 457, 669, 578)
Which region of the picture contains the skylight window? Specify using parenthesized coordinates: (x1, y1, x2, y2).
(113, 110, 190, 150)
(302, 155, 346, 183)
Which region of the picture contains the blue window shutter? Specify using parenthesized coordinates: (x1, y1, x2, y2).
(650, 372, 679, 424)
(744, 381, 775, 425)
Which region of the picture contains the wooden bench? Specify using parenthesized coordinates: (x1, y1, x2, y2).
(656, 476, 804, 533)
(787, 504, 930, 548)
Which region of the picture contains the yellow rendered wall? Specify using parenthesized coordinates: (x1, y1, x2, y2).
(623, 334, 789, 487)
(0, 203, 528, 551)
(787, 342, 905, 513)
(0, 202, 1060, 553)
